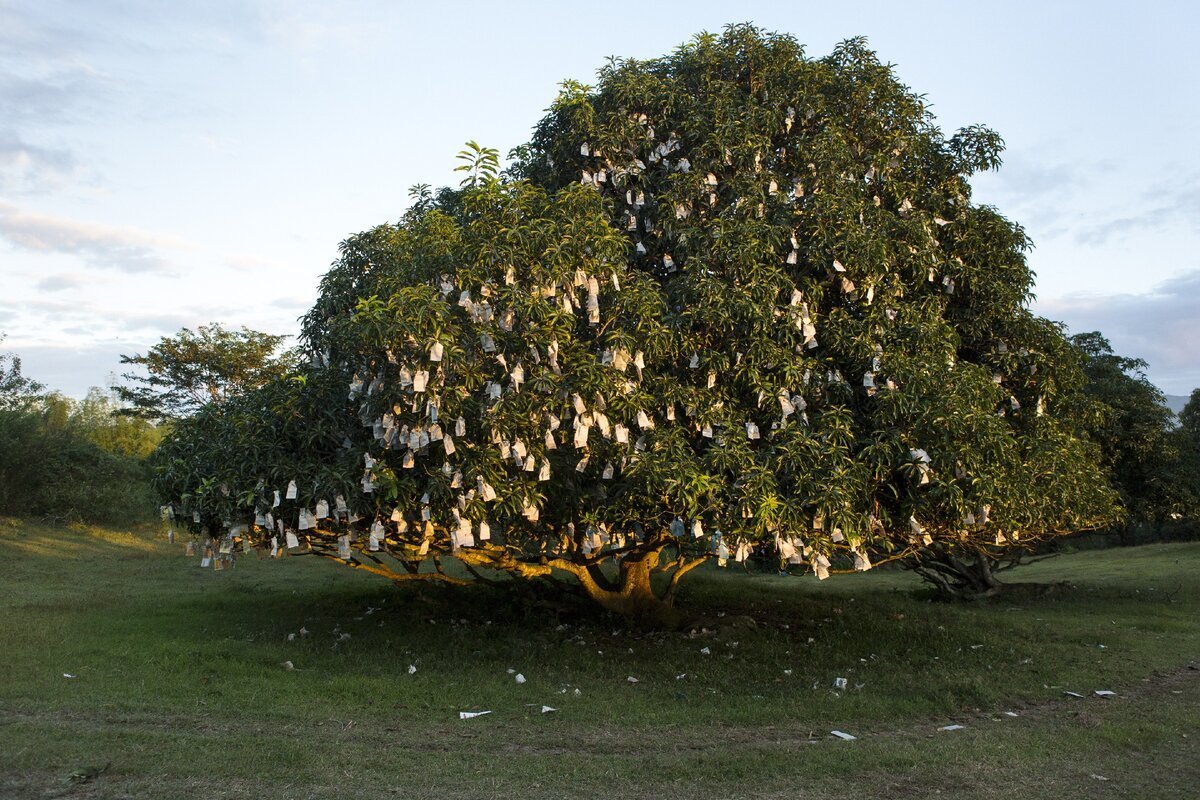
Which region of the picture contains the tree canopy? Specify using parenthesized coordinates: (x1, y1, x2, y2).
(1169, 389, 1200, 516)
(153, 25, 1118, 621)
(1071, 331, 1180, 533)
(117, 324, 297, 420)
(0, 333, 44, 410)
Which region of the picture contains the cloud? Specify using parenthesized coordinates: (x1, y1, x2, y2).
(0, 201, 192, 273)
(987, 152, 1096, 198)
(973, 153, 1101, 232)
(269, 295, 310, 309)
(3, 340, 130, 397)
(33, 273, 90, 292)
(254, 2, 385, 52)
(1073, 176, 1200, 246)
(1037, 269, 1200, 394)
(0, 131, 89, 194)
(0, 62, 114, 126)
(224, 252, 290, 270)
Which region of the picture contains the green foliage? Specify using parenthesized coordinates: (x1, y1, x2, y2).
(155, 25, 1118, 615)
(0, 337, 160, 524)
(117, 323, 297, 420)
(0, 332, 44, 410)
(1070, 332, 1180, 526)
(454, 140, 501, 188)
(70, 387, 167, 459)
(0, 405, 158, 525)
(1178, 387, 1200, 435)
(1165, 388, 1200, 516)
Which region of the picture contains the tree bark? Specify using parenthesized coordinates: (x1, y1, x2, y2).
(571, 547, 687, 628)
(911, 546, 1004, 601)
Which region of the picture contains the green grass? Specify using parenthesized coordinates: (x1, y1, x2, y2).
(1, 517, 1197, 798)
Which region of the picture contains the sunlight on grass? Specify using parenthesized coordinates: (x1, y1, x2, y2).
(0, 517, 164, 558)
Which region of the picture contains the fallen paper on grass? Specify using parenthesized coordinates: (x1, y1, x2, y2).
(541, 706, 557, 714)
(63, 673, 77, 679)
(830, 730, 857, 741)
(939, 724, 965, 731)
(515, 673, 526, 684)
(1063, 691, 1085, 698)
(627, 676, 639, 683)
(407, 664, 417, 675)
(1094, 690, 1117, 697)
(459, 710, 492, 719)
(834, 677, 848, 690)
(1004, 711, 1019, 717)
(281, 660, 295, 671)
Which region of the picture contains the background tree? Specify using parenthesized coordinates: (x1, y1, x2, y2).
(0, 333, 44, 410)
(117, 324, 297, 420)
(1162, 387, 1200, 526)
(1071, 332, 1179, 542)
(155, 26, 1117, 621)
(0, 351, 158, 523)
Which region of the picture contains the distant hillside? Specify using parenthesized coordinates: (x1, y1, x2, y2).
(1165, 394, 1191, 415)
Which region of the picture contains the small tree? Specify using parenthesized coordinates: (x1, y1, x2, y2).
(117, 324, 296, 420)
(0, 333, 44, 410)
(154, 26, 1117, 622)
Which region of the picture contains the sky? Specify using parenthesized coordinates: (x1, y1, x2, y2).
(1, 0, 1198, 397)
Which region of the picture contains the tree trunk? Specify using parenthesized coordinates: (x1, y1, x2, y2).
(573, 548, 685, 628)
(911, 547, 1004, 601)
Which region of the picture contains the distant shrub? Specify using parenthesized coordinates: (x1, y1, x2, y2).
(0, 408, 158, 525)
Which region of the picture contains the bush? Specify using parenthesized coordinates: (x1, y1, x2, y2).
(0, 408, 158, 525)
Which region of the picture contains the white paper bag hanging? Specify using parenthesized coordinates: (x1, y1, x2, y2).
(852, 549, 872, 571)
(285, 480, 297, 500)
(814, 554, 831, 580)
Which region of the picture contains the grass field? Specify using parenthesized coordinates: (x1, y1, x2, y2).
(1, 517, 1197, 799)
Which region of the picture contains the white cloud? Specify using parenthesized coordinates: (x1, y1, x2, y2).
(32, 272, 91, 292)
(0, 201, 193, 273)
(5, 340, 130, 397)
(1037, 269, 1200, 394)
(0, 131, 90, 194)
(1073, 179, 1200, 246)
